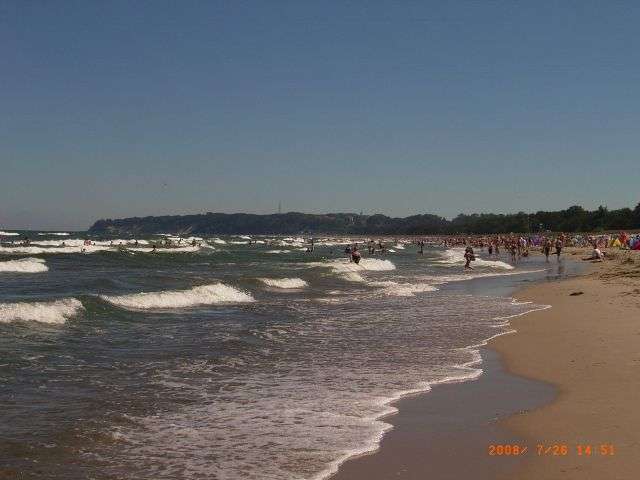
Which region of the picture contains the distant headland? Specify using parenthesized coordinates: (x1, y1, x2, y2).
(89, 204, 640, 236)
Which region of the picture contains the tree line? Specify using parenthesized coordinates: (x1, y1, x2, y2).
(89, 204, 640, 236)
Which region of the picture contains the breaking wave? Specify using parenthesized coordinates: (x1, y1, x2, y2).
(0, 298, 84, 324)
(370, 281, 438, 297)
(0, 257, 48, 273)
(419, 269, 545, 284)
(259, 278, 308, 289)
(100, 283, 255, 310)
(436, 249, 515, 270)
(310, 258, 396, 283)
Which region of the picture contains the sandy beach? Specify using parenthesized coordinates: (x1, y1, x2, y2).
(492, 248, 640, 479)
(331, 248, 640, 480)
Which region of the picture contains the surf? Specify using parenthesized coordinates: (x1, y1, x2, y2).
(100, 283, 255, 310)
(0, 298, 84, 324)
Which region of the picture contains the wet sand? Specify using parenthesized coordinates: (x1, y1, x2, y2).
(330, 348, 554, 480)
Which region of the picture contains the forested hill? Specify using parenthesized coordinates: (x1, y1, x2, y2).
(89, 205, 640, 236)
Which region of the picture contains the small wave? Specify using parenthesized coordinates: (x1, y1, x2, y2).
(210, 238, 227, 245)
(37, 232, 70, 236)
(436, 248, 514, 270)
(266, 250, 290, 254)
(126, 246, 202, 254)
(308, 258, 396, 283)
(0, 298, 84, 324)
(369, 281, 438, 297)
(0, 257, 48, 273)
(0, 231, 20, 236)
(100, 283, 255, 310)
(419, 269, 545, 285)
(0, 245, 113, 255)
(259, 278, 308, 289)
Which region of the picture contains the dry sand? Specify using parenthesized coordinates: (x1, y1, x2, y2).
(491, 248, 640, 479)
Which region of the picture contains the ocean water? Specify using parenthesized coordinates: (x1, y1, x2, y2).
(0, 234, 581, 479)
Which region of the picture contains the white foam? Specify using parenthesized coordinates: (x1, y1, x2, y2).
(436, 248, 515, 270)
(100, 283, 255, 310)
(0, 231, 19, 236)
(31, 239, 86, 247)
(0, 244, 113, 255)
(210, 238, 227, 245)
(0, 298, 83, 324)
(369, 281, 438, 297)
(309, 258, 396, 283)
(419, 269, 545, 285)
(266, 249, 290, 254)
(0, 257, 48, 273)
(126, 246, 202, 254)
(37, 232, 70, 236)
(259, 278, 308, 289)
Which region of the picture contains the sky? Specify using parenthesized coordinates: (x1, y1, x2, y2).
(2, 1, 639, 230)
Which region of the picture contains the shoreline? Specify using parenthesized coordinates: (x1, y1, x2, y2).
(330, 249, 640, 479)
(327, 257, 569, 480)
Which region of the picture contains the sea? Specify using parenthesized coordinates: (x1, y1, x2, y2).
(0, 231, 581, 480)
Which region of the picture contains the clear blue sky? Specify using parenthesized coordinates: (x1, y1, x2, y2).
(2, 1, 639, 230)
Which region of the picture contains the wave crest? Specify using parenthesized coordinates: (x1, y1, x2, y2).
(100, 283, 255, 310)
(0, 298, 84, 324)
(259, 278, 308, 289)
(0, 257, 48, 273)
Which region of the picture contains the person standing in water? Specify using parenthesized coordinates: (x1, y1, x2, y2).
(543, 238, 552, 262)
(351, 246, 361, 264)
(555, 237, 563, 260)
(464, 246, 475, 269)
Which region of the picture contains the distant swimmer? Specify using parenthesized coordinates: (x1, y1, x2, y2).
(345, 245, 352, 261)
(351, 246, 361, 264)
(151, 244, 157, 253)
(464, 246, 475, 269)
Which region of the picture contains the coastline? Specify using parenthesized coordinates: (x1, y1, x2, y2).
(330, 249, 640, 480)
